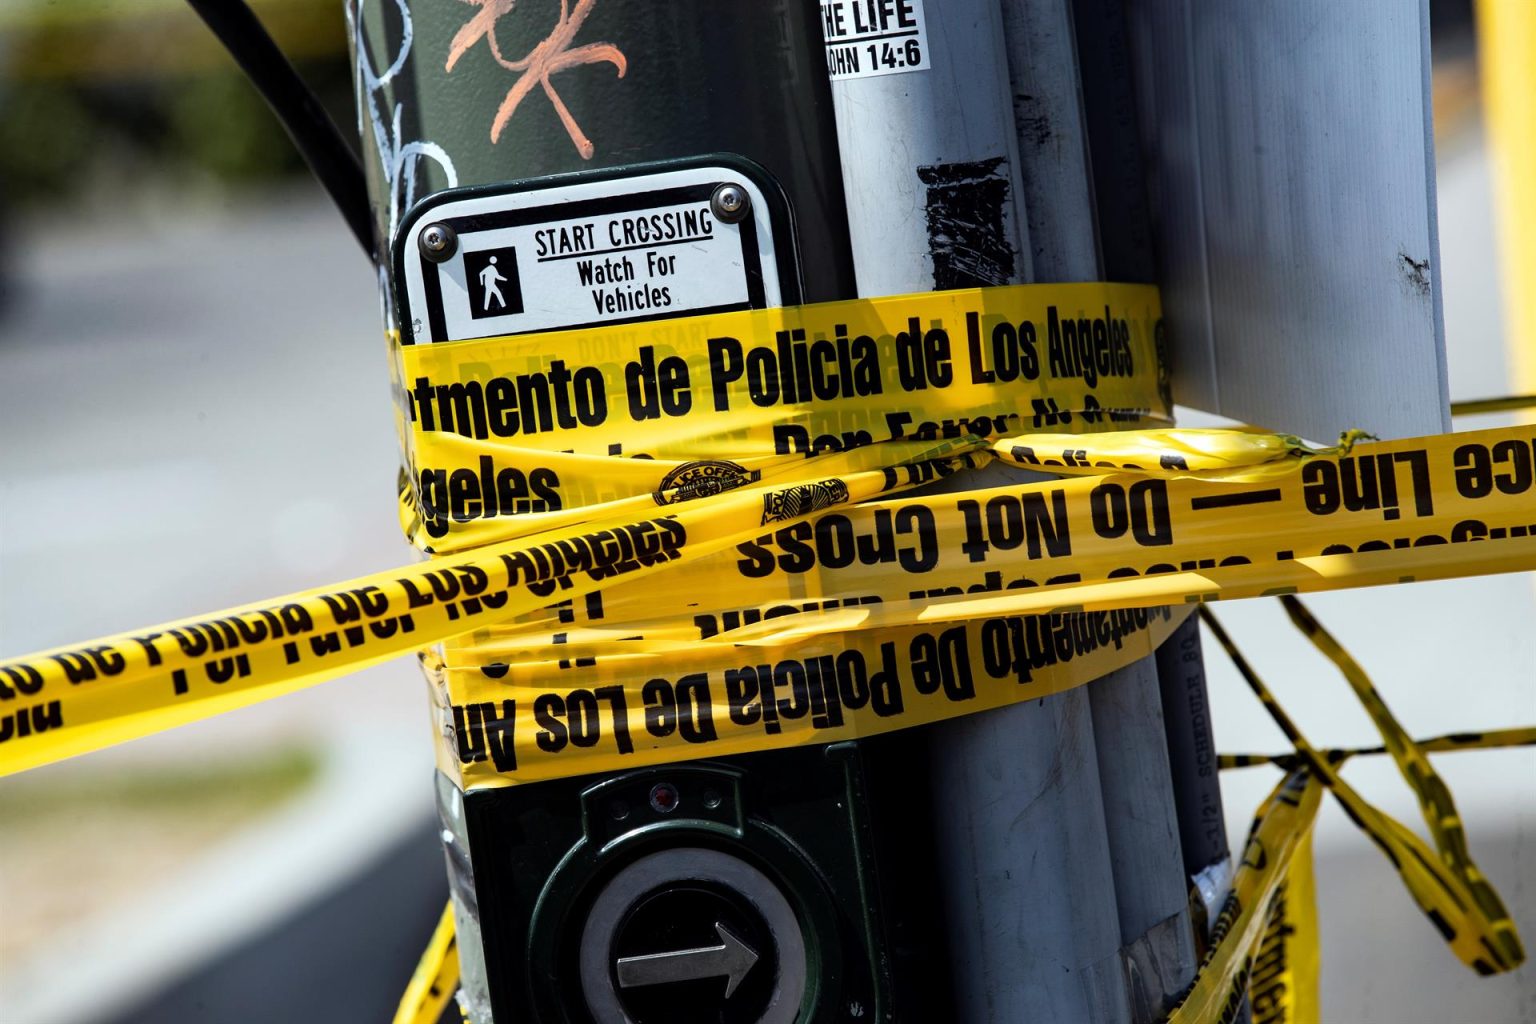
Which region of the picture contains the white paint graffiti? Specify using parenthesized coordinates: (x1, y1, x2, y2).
(348, 0, 460, 247)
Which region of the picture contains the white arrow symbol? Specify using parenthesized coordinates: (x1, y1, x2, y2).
(615, 921, 760, 998)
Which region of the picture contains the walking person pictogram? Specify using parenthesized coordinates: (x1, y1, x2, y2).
(464, 246, 524, 320)
(480, 256, 508, 311)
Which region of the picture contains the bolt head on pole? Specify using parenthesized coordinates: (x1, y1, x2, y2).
(419, 222, 457, 262)
(710, 183, 751, 223)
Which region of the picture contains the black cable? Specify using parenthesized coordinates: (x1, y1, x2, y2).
(185, 0, 376, 259)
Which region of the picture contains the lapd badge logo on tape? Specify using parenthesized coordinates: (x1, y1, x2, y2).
(761, 478, 850, 524)
(396, 160, 791, 344)
(654, 460, 762, 505)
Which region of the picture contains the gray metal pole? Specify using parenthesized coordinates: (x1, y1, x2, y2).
(997, 2, 1197, 1018)
(1154, 613, 1233, 914)
(1085, 658, 1199, 1019)
(821, 2, 1131, 1019)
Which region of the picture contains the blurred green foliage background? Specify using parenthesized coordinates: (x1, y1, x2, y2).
(0, 0, 358, 203)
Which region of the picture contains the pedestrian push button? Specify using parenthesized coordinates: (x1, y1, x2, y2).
(578, 847, 808, 1023)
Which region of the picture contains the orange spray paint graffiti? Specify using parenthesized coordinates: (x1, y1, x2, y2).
(446, 0, 627, 158)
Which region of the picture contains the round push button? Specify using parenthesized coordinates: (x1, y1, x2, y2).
(578, 848, 807, 1024)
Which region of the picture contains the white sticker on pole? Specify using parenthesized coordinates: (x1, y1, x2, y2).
(398, 165, 785, 344)
(820, 0, 931, 80)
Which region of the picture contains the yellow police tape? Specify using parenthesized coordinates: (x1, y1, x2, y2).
(393, 282, 1172, 552)
(425, 415, 1536, 787)
(4, 283, 1536, 794)
(1219, 725, 1536, 771)
(2, 282, 1172, 774)
(1165, 766, 1324, 1024)
(394, 902, 460, 1024)
(1258, 820, 1320, 1024)
(1221, 600, 1523, 976)
(0, 276, 1514, 1021)
(1162, 600, 1527, 1024)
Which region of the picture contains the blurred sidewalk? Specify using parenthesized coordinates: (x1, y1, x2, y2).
(0, 185, 439, 1023)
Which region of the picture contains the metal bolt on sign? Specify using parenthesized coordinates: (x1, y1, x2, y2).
(710, 183, 751, 224)
(419, 222, 457, 263)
